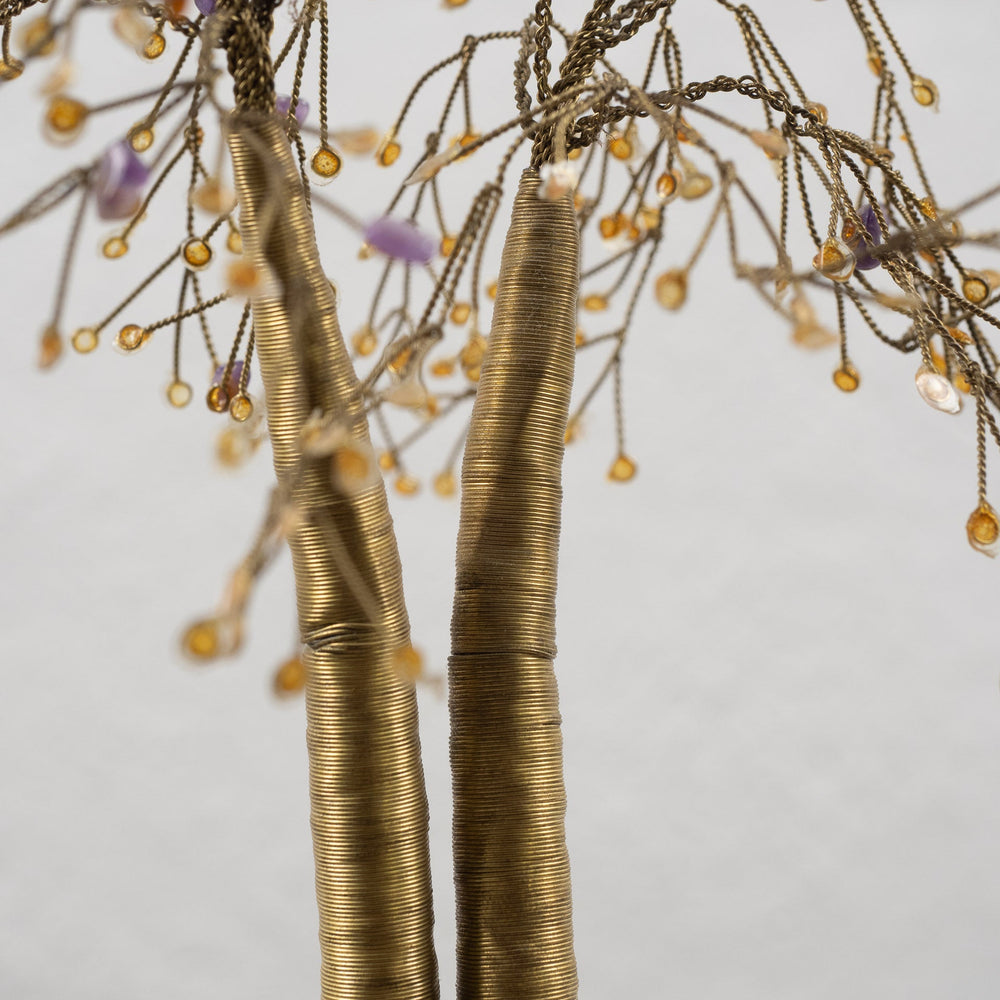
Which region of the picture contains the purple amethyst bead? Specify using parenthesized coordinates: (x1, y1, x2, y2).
(275, 95, 309, 125)
(194, 0, 216, 16)
(853, 202, 883, 271)
(213, 360, 249, 396)
(93, 141, 150, 220)
(363, 217, 437, 264)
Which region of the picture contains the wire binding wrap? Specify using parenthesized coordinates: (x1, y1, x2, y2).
(449, 168, 579, 1000)
(228, 115, 438, 1000)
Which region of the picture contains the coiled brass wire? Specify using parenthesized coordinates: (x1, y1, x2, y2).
(450, 168, 579, 1000)
(228, 115, 438, 1000)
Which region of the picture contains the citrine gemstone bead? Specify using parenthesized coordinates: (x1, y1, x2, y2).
(115, 324, 146, 352)
(192, 178, 236, 214)
(433, 470, 456, 497)
(430, 357, 455, 377)
(582, 293, 608, 312)
(954, 372, 972, 395)
(866, 50, 883, 76)
(608, 132, 632, 160)
(44, 95, 88, 143)
(71, 327, 98, 353)
(229, 394, 253, 422)
(567, 146, 582, 160)
(917, 196, 937, 221)
(967, 503, 1000, 554)
(376, 135, 401, 167)
(564, 417, 581, 444)
(945, 325, 972, 345)
(102, 235, 129, 259)
(911, 75, 938, 108)
(38, 326, 62, 369)
(387, 345, 413, 375)
(226, 229, 242, 254)
(378, 451, 397, 471)
(812, 237, 855, 283)
(486, 279, 498, 300)
(607, 454, 637, 482)
(575, 328, 586, 347)
(460, 334, 487, 381)
(792, 322, 838, 349)
(332, 444, 373, 490)
(181, 618, 221, 660)
(750, 128, 789, 159)
(449, 301, 471, 325)
(142, 30, 165, 60)
(206, 384, 230, 413)
(0, 57, 23, 81)
(962, 272, 990, 305)
(272, 656, 307, 696)
(392, 644, 424, 683)
(351, 325, 377, 356)
(654, 269, 688, 310)
(128, 123, 154, 152)
(655, 169, 680, 202)
(310, 145, 342, 184)
(394, 473, 420, 496)
(440, 233, 457, 257)
(19, 16, 56, 56)
(679, 171, 713, 200)
(166, 380, 192, 408)
(832, 364, 860, 392)
(915, 365, 961, 414)
(599, 213, 626, 240)
(181, 237, 212, 270)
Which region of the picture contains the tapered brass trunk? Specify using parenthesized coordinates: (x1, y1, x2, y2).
(449, 168, 580, 1000)
(229, 116, 438, 1000)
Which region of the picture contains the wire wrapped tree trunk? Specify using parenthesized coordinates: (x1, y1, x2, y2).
(449, 167, 580, 1000)
(229, 115, 438, 1000)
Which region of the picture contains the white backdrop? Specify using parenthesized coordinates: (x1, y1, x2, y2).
(2, 1, 1000, 998)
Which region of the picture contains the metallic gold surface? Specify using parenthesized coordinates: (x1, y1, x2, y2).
(450, 168, 579, 1000)
(229, 116, 438, 1000)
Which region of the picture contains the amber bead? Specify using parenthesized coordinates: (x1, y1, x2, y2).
(387, 345, 412, 375)
(654, 269, 687, 311)
(332, 444, 373, 490)
(394, 473, 420, 496)
(486, 279, 498, 300)
(226, 229, 243, 255)
(430, 357, 455, 377)
(832, 364, 860, 392)
(433, 470, 456, 497)
(582, 293, 608, 312)
(44, 95, 88, 143)
(71, 327, 98, 353)
(181, 237, 212, 271)
(655, 169, 681, 202)
(310, 145, 342, 184)
(38, 326, 62, 369)
(272, 656, 307, 696)
(599, 213, 626, 240)
(102, 235, 129, 259)
(378, 451, 397, 471)
(128, 123, 154, 152)
(608, 132, 632, 160)
(206, 384, 230, 413)
(18, 16, 56, 57)
(440, 233, 457, 257)
(966, 503, 1000, 556)
(141, 30, 165, 60)
(911, 76, 938, 108)
(607, 454, 637, 482)
(115, 324, 146, 352)
(181, 618, 221, 661)
(229, 394, 253, 422)
(192, 178, 236, 215)
(575, 328, 586, 347)
(449, 301, 471, 325)
(376, 134, 401, 167)
(917, 196, 938, 221)
(460, 334, 487, 381)
(962, 273, 990, 305)
(166, 380, 192, 408)
(945, 325, 972, 345)
(954, 372, 972, 395)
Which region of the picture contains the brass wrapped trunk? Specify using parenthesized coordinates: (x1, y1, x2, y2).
(229, 116, 438, 1000)
(450, 168, 580, 1000)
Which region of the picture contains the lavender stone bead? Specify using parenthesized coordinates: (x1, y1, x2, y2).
(363, 217, 437, 264)
(275, 95, 309, 125)
(93, 141, 150, 220)
(195, 0, 216, 15)
(213, 360, 248, 395)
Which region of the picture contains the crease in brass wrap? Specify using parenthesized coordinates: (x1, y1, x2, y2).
(228, 115, 438, 1000)
(449, 168, 579, 1000)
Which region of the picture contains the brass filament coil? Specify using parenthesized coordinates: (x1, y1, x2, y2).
(229, 115, 438, 1000)
(450, 168, 579, 1000)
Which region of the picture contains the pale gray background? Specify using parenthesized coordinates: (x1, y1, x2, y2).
(2, 1, 999, 997)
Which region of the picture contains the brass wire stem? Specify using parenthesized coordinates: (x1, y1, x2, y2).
(449, 168, 579, 1000)
(228, 116, 438, 1000)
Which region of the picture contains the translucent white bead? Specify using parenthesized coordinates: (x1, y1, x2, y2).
(915, 365, 961, 414)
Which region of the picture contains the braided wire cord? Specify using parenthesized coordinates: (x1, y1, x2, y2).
(229, 115, 438, 1000)
(450, 169, 579, 1000)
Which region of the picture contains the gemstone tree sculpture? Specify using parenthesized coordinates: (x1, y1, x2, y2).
(4, 0, 1000, 997)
